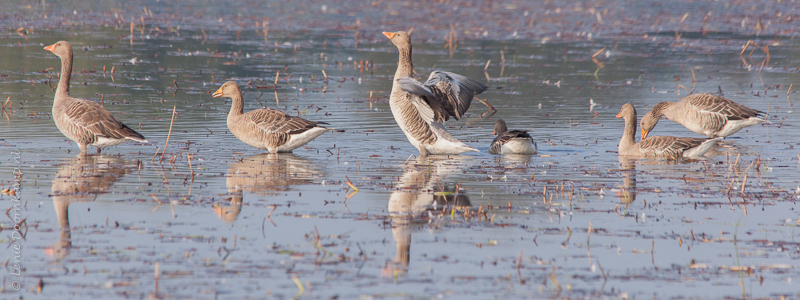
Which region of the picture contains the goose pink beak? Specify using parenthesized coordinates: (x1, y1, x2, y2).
(44, 44, 56, 52)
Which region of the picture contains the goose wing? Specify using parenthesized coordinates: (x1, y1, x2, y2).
(422, 71, 487, 121)
(497, 130, 532, 144)
(396, 71, 488, 122)
(246, 108, 327, 135)
(395, 77, 448, 123)
(63, 99, 145, 141)
(687, 93, 763, 123)
(638, 136, 705, 158)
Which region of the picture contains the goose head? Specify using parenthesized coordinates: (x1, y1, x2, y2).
(212, 81, 240, 98)
(44, 41, 72, 59)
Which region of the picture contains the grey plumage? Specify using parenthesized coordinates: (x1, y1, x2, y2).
(45, 41, 147, 155)
(618, 103, 719, 158)
(396, 71, 487, 122)
(213, 81, 329, 153)
(641, 93, 767, 139)
(384, 31, 486, 155)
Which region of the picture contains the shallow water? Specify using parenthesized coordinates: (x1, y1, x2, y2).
(1, 1, 800, 299)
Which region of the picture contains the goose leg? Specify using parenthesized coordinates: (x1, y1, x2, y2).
(78, 143, 87, 155)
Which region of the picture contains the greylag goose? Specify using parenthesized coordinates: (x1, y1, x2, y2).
(45, 41, 147, 155)
(488, 119, 537, 155)
(640, 93, 767, 139)
(212, 81, 329, 152)
(383, 31, 487, 155)
(617, 103, 720, 158)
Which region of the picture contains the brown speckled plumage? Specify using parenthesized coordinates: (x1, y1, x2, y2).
(384, 31, 486, 155)
(641, 93, 766, 139)
(213, 81, 329, 153)
(45, 41, 147, 155)
(618, 103, 719, 158)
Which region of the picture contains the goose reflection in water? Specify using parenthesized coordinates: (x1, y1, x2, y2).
(384, 156, 471, 276)
(46, 155, 130, 260)
(616, 153, 732, 207)
(617, 157, 637, 205)
(219, 153, 322, 223)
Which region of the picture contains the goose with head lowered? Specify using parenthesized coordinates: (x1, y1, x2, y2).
(212, 81, 329, 153)
(640, 93, 767, 139)
(44, 41, 147, 155)
(617, 103, 720, 158)
(383, 31, 487, 155)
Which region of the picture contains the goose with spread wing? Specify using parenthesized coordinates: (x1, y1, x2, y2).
(618, 104, 720, 158)
(45, 41, 147, 155)
(212, 81, 329, 153)
(641, 93, 767, 139)
(488, 119, 537, 155)
(383, 31, 487, 155)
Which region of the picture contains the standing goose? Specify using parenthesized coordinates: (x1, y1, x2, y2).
(617, 104, 720, 158)
(212, 81, 329, 153)
(45, 41, 147, 155)
(640, 93, 767, 139)
(488, 119, 537, 155)
(383, 31, 487, 155)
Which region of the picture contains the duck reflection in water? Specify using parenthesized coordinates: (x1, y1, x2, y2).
(220, 153, 322, 223)
(384, 156, 471, 276)
(46, 155, 129, 260)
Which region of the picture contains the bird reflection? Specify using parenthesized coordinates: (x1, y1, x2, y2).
(617, 156, 637, 204)
(384, 156, 471, 276)
(47, 155, 129, 260)
(496, 153, 534, 165)
(220, 153, 321, 223)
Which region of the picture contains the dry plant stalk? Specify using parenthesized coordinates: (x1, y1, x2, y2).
(474, 97, 496, 111)
(159, 105, 177, 162)
(187, 154, 194, 181)
(345, 175, 359, 191)
(591, 47, 606, 59)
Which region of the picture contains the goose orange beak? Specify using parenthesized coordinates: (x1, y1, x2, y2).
(382, 32, 396, 39)
(492, 131, 496, 135)
(641, 129, 649, 140)
(615, 112, 622, 118)
(44, 44, 56, 52)
(212, 87, 224, 98)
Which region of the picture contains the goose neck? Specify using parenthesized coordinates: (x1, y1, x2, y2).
(55, 52, 73, 99)
(228, 92, 245, 116)
(394, 45, 413, 78)
(620, 112, 638, 151)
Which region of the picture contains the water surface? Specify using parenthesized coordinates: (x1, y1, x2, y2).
(1, 1, 799, 299)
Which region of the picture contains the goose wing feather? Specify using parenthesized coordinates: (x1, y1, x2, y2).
(423, 71, 488, 121)
(497, 130, 532, 144)
(688, 93, 763, 121)
(246, 108, 326, 135)
(63, 98, 144, 141)
(396, 77, 448, 123)
(637, 136, 704, 157)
